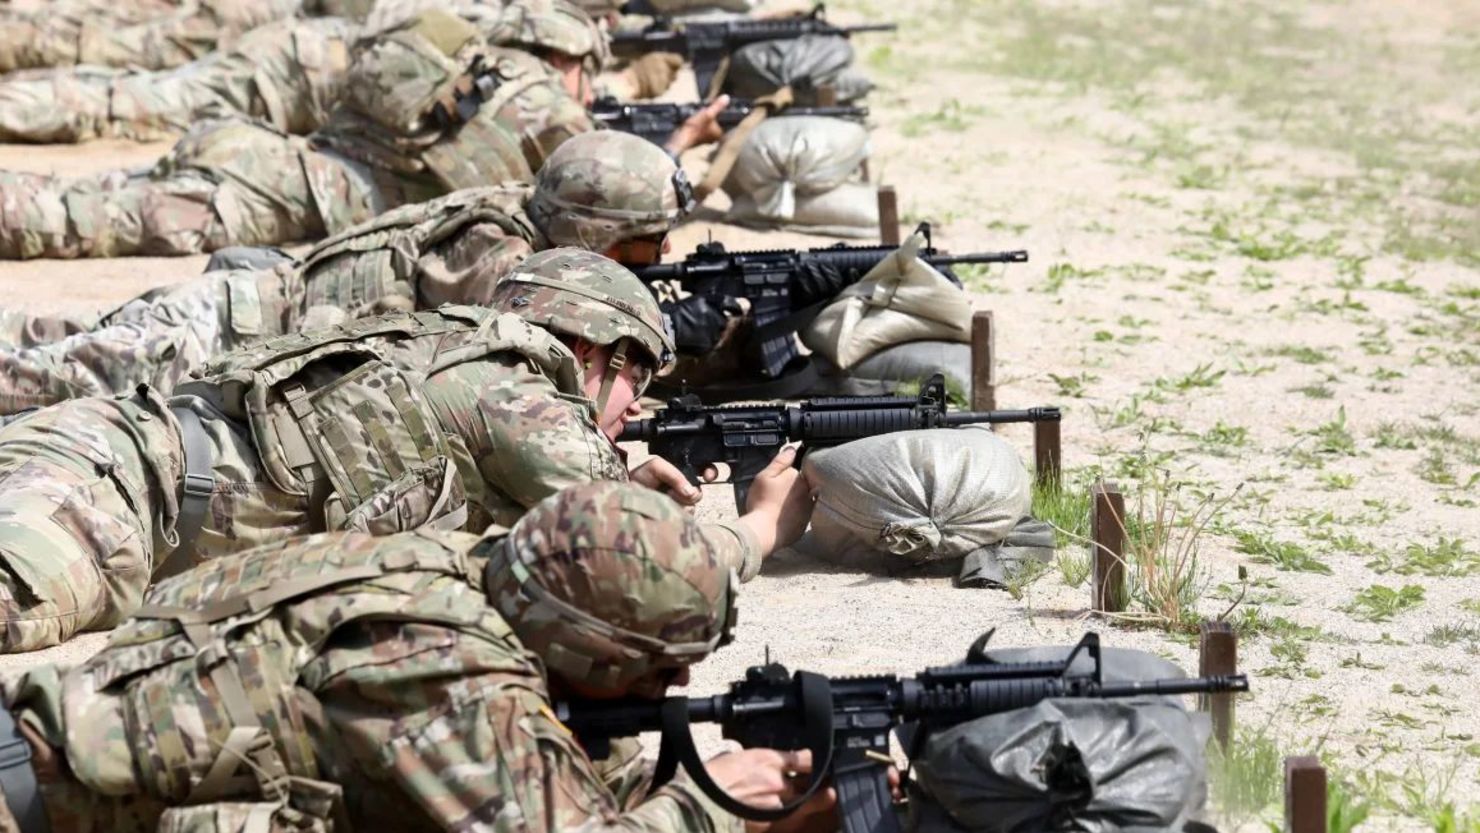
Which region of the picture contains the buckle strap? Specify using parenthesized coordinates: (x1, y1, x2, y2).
(0, 709, 49, 833)
(159, 398, 217, 579)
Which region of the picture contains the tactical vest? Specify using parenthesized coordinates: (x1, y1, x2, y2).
(294, 184, 541, 315)
(61, 528, 509, 829)
(315, 38, 586, 192)
(175, 306, 582, 536)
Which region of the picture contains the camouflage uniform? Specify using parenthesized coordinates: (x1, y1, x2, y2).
(0, 0, 305, 74)
(0, 0, 607, 144)
(0, 482, 744, 832)
(0, 251, 757, 653)
(0, 9, 596, 259)
(0, 130, 689, 412)
(0, 17, 355, 144)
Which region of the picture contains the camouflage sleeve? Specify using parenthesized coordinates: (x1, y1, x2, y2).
(425, 362, 627, 525)
(319, 624, 742, 833)
(701, 520, 762, 583)
(415, 222, 536, 309)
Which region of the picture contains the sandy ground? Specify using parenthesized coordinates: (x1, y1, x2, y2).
(0, 0, 1478, 829)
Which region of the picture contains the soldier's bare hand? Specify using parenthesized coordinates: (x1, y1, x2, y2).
(664, 94, 731, 155)
(629, 457, 717, 505)
(706, 748, 819, 811)
(738, 446, 814, 553)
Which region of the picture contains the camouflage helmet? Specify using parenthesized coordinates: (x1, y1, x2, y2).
(527, 131, 695, 253)
(483, 482, 738, 694)
(487, 0, 611, 73)
(491, 247, 675, 375)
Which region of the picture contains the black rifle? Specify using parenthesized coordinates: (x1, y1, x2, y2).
(590, 94, 868, 147)
(559, 631, 1250, 833)
(610, 4, 897, 98)
(631, 223, 1027, 380)
(619, 373, 1059, 511)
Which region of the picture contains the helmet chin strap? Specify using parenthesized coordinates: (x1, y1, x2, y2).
(594, 339, 628, 415)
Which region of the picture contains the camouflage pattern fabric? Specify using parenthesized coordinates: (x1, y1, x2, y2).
(487, 482, 736, 693)
(492, 248, 676, 370)
(0, 34, 588, 258)
(0, 387, 184, 652)
(526, 130, 692, 252)
(0, 307, 757, 651)
(0, 267, 305, 413)
(0, 1, 602, 145)
(0, 483, 743, 831)
(0, 18, 355, 144)
(0, 0, 305, 73)
(0, 185, 539, 413)
(0, 309, 93, 350)
(0, 117, 408, 259)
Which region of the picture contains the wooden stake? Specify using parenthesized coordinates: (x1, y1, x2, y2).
(1034, 417, 1061, 487)
(877, 185, 901, 246)
(1285, 756, 1327, 833)
(970, 310, 995, 412)
(1198, 620, 1238, 749)
(1090, 481, 1126, 613)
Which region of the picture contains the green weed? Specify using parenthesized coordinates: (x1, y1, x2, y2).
(1344, 584, 1426, 623)
(1266, 344, 1332, 365)
(901, 99, 987, 137)
(1291, 383, 1335, 399)
(1307, 407, 1358, 456)
(1041, 262, 1104, 293)
(1209, 727, 1282, 822)
(1318, 472, 1356, 491)
(1368, 538, 1479, 578)
(1233, 530, 1331, 574)
(1047, 371, 1097, 398)
(1373, 421, 1420, 449)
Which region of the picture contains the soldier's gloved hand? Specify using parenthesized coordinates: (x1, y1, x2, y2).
(667, 294, 741, 355)
(791, 260, 853, 308)
(622, 52, 684, 99)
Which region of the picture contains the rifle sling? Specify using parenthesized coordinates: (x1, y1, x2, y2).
(656, 671, 835, 822)
(696, 87, 795, 201)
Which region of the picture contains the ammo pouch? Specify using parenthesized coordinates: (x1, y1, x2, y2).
(270, 354, 460, 532)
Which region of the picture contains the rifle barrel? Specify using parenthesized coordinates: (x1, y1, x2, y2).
(926, 250, 1029, 265)
(1098, 674, 1249, 698)
(943, 407, 1060, 426)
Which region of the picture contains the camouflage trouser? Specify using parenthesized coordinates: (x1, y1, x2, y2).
(0, 0, 304, 73)
(0, 309, 94, 350)
(0, 118, 393, 259)
(0, 388, 182, 652)
(0, 386, 315, 652)
(0, 18, 354, 144)
(0, 267, 307, 414)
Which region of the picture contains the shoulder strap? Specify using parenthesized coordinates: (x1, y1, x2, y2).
(158, 398, 217, 579)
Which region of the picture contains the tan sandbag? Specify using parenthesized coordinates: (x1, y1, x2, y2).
(801, 229, 972, 369)
(721, 115, 873, 233)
